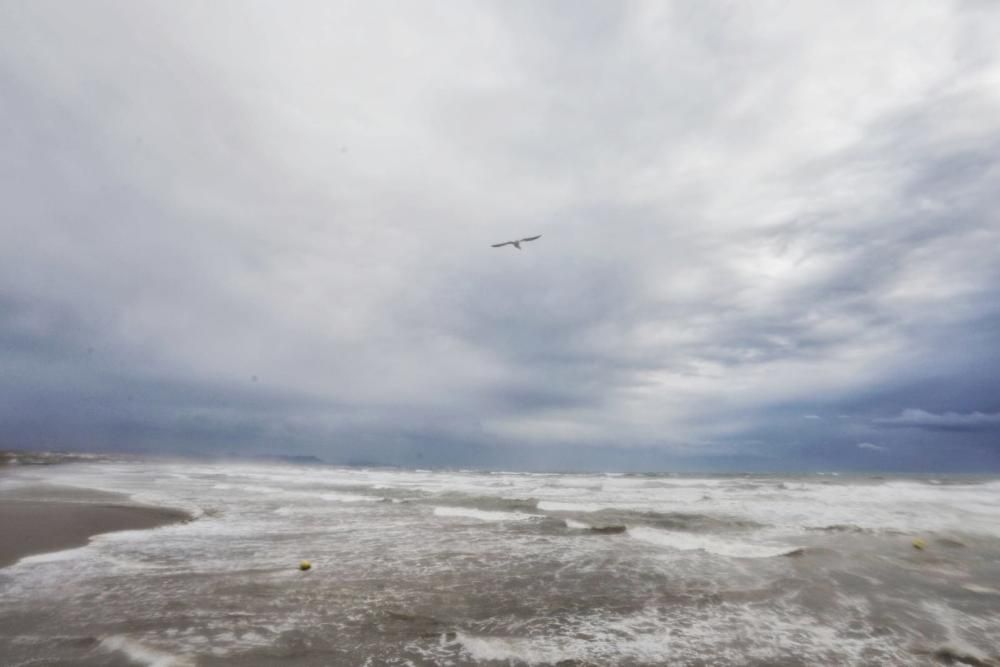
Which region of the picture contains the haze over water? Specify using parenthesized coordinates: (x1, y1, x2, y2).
(2, 459, 999, 666)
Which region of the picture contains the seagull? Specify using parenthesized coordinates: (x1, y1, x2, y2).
(491, 235, 542, 250)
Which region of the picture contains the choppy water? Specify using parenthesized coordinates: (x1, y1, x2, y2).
(2, 461, 999, 665)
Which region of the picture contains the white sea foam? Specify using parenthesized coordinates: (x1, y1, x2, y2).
(564, 519, 591, 530)
(453, 632, 574, 664)
(319, 492, 379, 503)
(432, 507, 540, 522)
(536, 500, 606, 513)
(14, 545, 95, 567)
(961, 584, 1000, 595)
(446, 599, 912, 666)
(99, 635, 194, 667)
(628, 526, 799, 558)
(917, 600, 1000, 666)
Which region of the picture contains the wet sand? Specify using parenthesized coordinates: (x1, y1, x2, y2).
(0, 485, 190, 568)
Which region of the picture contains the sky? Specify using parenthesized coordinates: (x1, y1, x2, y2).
(1, 0, 999, 471)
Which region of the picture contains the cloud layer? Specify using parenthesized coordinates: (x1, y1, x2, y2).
(876, 409, 1000, 431)
(2, 1, 999, 470)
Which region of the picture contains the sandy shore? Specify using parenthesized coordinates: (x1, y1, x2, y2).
(0, 484, 190, 568)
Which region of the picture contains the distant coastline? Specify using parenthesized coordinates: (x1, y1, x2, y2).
(1, 449, 326, 468)
(0, 450, 116, 467)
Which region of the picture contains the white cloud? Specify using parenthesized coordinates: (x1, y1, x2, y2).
(857, 442, 887, 452)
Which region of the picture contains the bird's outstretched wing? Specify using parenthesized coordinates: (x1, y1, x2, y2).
(491, 241, 513, 248)
(520, 235, 542, 242)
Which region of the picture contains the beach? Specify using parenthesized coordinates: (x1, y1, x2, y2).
(0, 484, 190, 568)
(2, 459, 999, 665)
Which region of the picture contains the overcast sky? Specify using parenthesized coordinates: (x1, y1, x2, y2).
(2, 0, 999, 471)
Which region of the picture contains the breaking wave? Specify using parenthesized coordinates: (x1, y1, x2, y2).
(628, 526, 801, 558)
(432, 507, 541, 522)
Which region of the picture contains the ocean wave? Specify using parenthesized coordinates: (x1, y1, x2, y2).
(537, 500, 606, 513)
(628, 526, 800, 558)
(432, 507, 541, 522)
(588, 525, 628, 534)
(560, 518, 627, 534)
(631, 510, 763, 532)
(542, 506, 763, 533)
(807, 524, 873, 534)
(319, 492, 381, 503)
(431, 494, 539, 513)
(442, 599, 911, 666)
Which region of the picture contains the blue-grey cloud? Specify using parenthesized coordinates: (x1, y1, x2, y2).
(2, 1, 1000, 470)
(875, 409, 1000, 432)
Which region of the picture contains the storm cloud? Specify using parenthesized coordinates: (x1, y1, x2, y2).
(2, 1, 999, 470)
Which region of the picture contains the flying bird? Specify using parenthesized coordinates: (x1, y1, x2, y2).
(491, 235, 542, 250)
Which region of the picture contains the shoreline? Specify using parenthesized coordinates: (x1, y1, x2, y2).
(0, 485, 191, 568)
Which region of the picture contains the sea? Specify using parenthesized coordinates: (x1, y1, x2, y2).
(2, 459, 999, 666)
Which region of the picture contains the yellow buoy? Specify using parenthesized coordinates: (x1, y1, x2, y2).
(912, 539, 926, 550)
(299, 560, 312, 571)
